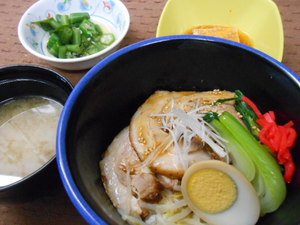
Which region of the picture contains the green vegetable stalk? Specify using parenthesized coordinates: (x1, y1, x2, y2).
(219, 111, 286, 214)
(47, 33, 60, 57)
(58, 46, 67, 58)
(72, 27, 81, 45)
(33, 18, 61, 32)
(56, 14, 70, 27)
(69, 12, 90, 24)
(58, 27, 73, 44)
(203, 112, 256, 182)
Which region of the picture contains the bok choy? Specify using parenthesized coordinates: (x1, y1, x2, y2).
(218, 111, 286, 214)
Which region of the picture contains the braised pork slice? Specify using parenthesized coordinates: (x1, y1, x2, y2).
(156, 174, 181, 191)
(130, 90, 237, 179)
(131, 173, 163, 203)
(100, 127, 163, 218)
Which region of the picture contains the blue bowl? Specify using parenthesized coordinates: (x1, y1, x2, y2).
(57, 36, 300, 225)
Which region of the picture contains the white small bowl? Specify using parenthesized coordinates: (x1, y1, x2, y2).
(18, 0, 130, 71)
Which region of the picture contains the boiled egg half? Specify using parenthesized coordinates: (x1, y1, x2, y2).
(181, 160, 260, 225)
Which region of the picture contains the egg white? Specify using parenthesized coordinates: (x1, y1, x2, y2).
(181, 160, 260, 225)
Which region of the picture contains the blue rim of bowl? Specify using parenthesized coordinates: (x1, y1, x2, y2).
(57, 35, 300, 225)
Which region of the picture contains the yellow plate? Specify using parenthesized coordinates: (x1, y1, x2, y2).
(156, 0, 284, 61)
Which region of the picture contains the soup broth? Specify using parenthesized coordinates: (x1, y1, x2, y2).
(0, 96, 63, 186)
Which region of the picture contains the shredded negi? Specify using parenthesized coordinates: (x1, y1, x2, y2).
(151, 105, 230, 170)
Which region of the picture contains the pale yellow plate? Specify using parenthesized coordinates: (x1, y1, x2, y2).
(156, 0, 284, 61)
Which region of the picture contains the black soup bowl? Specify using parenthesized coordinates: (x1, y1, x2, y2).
(0, 64, 73, 203)
(57, 36, 300, 225)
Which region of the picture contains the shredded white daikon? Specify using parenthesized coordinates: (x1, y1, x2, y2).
(151, 103, 229, 170)
(139, 136, 173, 169)
(172, 108, 227, 158)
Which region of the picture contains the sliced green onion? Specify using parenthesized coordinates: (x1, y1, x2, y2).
(100, 33, 115, 45)
(66, 51, 77, 59)
(81, 34, 92, 48)
(85, 44, 100, 55)
(94, 42, 105, 51)
(79, 19, 100, 38)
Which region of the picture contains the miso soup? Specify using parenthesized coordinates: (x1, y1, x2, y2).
(0, 96, 63, 186)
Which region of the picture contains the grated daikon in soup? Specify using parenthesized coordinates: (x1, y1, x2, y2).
(0, 96, 63, 186)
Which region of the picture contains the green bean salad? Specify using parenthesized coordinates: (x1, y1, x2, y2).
(33, 12, 115, 59)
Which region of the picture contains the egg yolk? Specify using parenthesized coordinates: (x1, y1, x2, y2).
(187, 168, 237, 214)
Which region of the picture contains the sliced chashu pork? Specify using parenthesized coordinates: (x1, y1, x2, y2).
(100, 127, 162, 219)
(130, 90, 238, 179)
